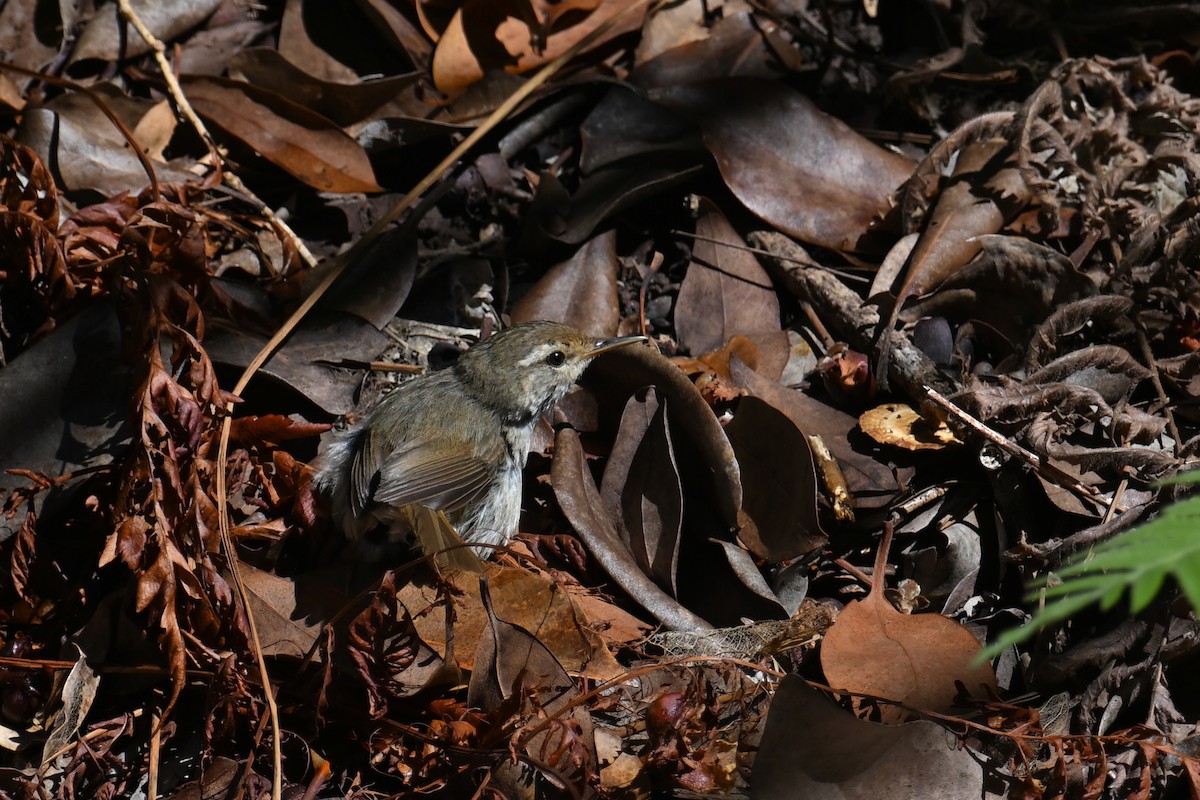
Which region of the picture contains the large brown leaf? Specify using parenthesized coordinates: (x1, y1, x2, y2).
(432, 0, 646, 96)
(820, 526, 995, 722)
(228, 48, 423, 127)
(552, 425, 712, 631)
(675, 199, 787, 377)
(183, 76, 382, 193)
(651, 79, 914, 251)
(511, 230, 621, 336)
(753, 677, 984, 800)
(599, 388, 683, 595)
(722, 397, 826, 562)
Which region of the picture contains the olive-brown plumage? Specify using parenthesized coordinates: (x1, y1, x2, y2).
(314, 321, 646, 561)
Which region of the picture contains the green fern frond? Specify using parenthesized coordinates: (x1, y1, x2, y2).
(978, 470, 1200, 660)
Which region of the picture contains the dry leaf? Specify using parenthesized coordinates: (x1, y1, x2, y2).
(512, 230, 621, 336)
(183, 76, 382, 193)
(859, 403, 962, 451)
(652, 79, 913, 251)
(820, 526, 995, 722)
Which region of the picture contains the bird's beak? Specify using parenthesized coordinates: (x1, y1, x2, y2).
(589, 335, 650, 356)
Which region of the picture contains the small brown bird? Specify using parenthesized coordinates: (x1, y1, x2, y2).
(314, 321, 647, 564)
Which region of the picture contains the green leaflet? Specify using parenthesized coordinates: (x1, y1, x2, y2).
(978, 470, 1200, 661)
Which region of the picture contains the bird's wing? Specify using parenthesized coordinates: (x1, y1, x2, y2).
(353, 435, 495, 514)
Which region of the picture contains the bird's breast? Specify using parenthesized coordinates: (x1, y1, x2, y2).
(500, 424, 534, 468)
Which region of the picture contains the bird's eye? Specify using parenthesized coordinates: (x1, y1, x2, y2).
(545, 350, 566, 367)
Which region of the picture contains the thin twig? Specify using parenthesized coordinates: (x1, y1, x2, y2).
(923, 386, 1120, 512)
(1136, 328, 1182, 457)
(147, 709, 161, 800)
(670, 228, 870, 284)
(799, 300, 835, 351)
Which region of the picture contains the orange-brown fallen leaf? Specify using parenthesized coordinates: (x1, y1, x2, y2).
(820, 524, 994, 722)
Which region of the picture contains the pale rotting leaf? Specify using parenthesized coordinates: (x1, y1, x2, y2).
(0, 1, 61, 81)
(236, 562, 337, 658)
(41, 646, 100, 771)
(634, 0, 734, 65)
(651, 79, 914, 251)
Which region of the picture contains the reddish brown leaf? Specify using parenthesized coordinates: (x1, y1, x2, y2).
(9, 511, 36, 605)
(722, 397, 826, 562)
(820, 526, 995, 722)
(511, 230, 621, 336)
(675, 200, 784, 376)
(227, 414, 330, 445)
(432, 0, 646, 96)
(652, 79, 914, 251)
(116, 517, 149, 570)
(0, 136, 58, 225)
(183, 76, 382, 193)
